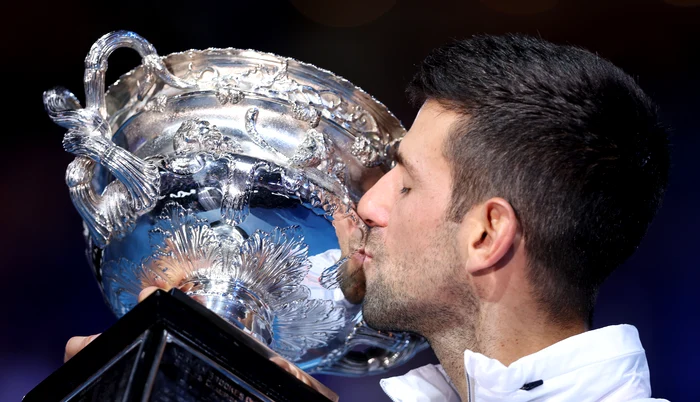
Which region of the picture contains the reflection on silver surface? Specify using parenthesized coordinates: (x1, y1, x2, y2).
(45, 30, 427, 376)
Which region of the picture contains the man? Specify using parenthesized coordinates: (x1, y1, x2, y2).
(353, 34, 670, 401)
(66, 34, 670, 401)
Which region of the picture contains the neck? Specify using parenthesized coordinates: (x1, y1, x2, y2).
(425, 308, 586, 401)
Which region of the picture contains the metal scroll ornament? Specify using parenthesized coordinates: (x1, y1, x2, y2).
(44, 31, 426, 376)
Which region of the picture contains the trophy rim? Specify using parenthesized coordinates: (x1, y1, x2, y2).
(104, 46, 406, 142)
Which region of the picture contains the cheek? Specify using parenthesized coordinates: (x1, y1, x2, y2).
(387, 200, 443, 253)
(394, 188, 448, 225)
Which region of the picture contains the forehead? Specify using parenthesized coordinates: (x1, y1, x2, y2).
(398, 100, 460, 168)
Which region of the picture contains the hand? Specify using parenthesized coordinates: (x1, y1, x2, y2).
(64, 286, 161, 362)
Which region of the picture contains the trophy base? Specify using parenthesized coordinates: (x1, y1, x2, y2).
(24, 289, 337, 402)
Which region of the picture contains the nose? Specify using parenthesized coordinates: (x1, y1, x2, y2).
(357, 169, 397, 228)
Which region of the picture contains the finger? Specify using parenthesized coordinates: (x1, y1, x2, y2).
(64, 334, 100, 362)
(138, 286, 162, 303)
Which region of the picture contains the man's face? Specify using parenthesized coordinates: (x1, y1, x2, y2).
(357, 101, 477, 335)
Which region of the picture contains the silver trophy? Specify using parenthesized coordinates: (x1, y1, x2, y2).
(35, 30, 426, 399)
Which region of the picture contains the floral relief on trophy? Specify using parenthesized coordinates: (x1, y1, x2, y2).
(156, 55, 392, 179)
(242, 107, 347, 189)
(147, 203, 219, 286)
(272, 298, 345, 361)
(352, 136, 402, 169)
(162, 118, 245, 176)
(292, 103, 321, 128)
(351, 136, 383, 168)
(215, 84, 245, 105)
(160, 114, 349, 230)
(101, 202, 346, 361)
(289, 129, 332, 169)
(287, 126, 349, 188)
(173, 119, 243, 156)
(177, 58, 381, 136)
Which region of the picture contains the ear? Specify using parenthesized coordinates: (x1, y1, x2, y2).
(462, 197, 519, 274)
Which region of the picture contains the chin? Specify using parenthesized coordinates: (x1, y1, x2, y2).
(361, 292, 404, 333)
(362, 309, 395, 332)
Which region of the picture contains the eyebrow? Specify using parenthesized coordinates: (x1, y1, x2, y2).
(394, 148, 419, 179)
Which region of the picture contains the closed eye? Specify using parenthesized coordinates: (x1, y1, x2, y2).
(400, 187, 411, 194)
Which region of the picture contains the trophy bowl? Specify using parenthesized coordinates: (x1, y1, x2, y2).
(43, 31, 427, 378)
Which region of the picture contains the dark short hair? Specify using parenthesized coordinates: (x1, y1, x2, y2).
(407, 34, 670, 324)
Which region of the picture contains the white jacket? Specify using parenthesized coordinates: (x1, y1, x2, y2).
(380, 325, 668, 402)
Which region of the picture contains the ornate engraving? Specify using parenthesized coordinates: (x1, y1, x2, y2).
(178, 59, 381, 136)
(148, 203, 219, 284)
(292, 104, 321, 127)
(289, 129, 331, 169)
(351, 136, 384, 168)
(173, 119, 243, 156)
(215, 84, 244, 105)
(279, 169, 348, 217)
(244, 107, 288, 160)
(103, 202, 345, 361)
(272, 298, 345, 361)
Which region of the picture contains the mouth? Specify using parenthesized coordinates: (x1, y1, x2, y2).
(348, 224, 373, 266)
(351, 248, 367, 265)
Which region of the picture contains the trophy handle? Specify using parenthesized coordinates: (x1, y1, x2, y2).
(83, 30, 195, 120)
(44, 31, 195, 247)
(317, 323, 429, 376)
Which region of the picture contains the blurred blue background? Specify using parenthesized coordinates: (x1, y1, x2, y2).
(1, 0, 698, 400)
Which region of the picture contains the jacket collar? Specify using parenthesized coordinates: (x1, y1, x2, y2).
(381, 325, 659, 402)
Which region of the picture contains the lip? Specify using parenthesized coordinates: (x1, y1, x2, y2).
(351, 248, 371, 265)
(351, 252, 366, 266)
(359, 248, 374, 258)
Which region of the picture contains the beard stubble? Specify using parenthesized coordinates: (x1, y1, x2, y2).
(362, 221, 479, 339)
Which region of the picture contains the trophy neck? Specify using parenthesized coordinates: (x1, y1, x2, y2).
(184, 279, 273, 345)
